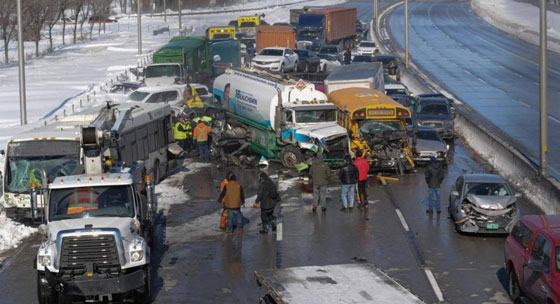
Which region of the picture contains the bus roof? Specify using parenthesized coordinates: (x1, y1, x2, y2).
(328, 87, 405, 113)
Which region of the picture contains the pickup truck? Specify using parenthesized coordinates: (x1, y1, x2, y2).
(504, 214, 560, 304)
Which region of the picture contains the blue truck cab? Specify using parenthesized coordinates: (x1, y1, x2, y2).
(296, 14, 325, 50)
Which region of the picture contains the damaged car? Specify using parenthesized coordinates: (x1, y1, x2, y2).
(448, 174, 521, 234)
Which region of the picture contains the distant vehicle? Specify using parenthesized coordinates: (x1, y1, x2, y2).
(251, 47, 298, 74)
(318, 44, 343, 62)
(448, 173, 520, 234)
(357, 40, 378, 55)
(414, 97, 454, 139)
(295, 7, 357, 50)
(412, 126, 448, 163)
(206, 26, 236, 40)
(294, 49, 321, 72)
(351, 55, 374, 63)
(109, 82, 142, 94)
(324, 62, 384, 95)
(256, 25, 296, 53)
(273, 22, 291, 26)
(128, 86, 185, 106)
(228, 20, 238, 28)
(505, 214, 560, 304)
(317, 53, 341, 73)
(389, 93, 417, 108)
(373, 54, 400, 81)
(88, 16, 117, 23)
(385, 82, 410, 96)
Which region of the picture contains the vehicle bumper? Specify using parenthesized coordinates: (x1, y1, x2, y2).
(457, 214, 519, 234)
(413, 152, 446, 162)
(252, 62, 282, 71)
(44, 268, 145, 296)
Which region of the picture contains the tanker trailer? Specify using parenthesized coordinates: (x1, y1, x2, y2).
(212, 68, 349, 168)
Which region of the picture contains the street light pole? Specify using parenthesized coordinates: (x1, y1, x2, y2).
(539, 0, 548, 176)
(178, 0, 182, 33)
(374, 0, 378, 30)
(16, 0, 27, 125)
(137, 0, 142, 55)
(404, 0, 409, 69)
(164, 0, 167, 22)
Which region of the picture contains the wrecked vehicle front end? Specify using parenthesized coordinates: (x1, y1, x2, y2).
(456, 195, 520, 234)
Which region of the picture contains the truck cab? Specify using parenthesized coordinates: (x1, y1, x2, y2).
(296, 14, 325, 50)
(143, 63, 185, 87)
(36, 172, 154, 303)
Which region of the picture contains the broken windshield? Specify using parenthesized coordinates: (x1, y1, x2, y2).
(295, 109, 336, 123)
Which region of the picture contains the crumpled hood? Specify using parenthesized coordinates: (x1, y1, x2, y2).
(48, 217, 134, 239)
(253, 55, 283, 62)
(296, 123, 347, 142)
(466, 194, 517, 210)
(415, 138, 446, 153)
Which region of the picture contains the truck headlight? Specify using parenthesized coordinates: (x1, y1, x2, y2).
(38, 255, 51, 266)
(130, 250, 144, 262)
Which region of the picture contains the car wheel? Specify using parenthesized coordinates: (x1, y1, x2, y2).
(508, 269, 521, 301)
(279, 63, 285, 75)
(293, 61, 298, 72)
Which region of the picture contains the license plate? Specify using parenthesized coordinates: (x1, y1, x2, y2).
(486, 223, 499, 230)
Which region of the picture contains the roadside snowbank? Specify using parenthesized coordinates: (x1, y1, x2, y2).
(0, 212, 36, 253)
(471, 0, 560, 53)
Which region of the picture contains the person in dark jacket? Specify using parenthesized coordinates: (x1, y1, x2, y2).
(339, 155, 359, 211)
(218, 174, 246, 234)
(424, 156, 445, 214)
(253, 171, 279, 234)
(343, 49, 351, 65)
(309, 153, 330, 213)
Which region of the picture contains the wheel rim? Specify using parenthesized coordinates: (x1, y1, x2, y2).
(283, 151, 300, 168)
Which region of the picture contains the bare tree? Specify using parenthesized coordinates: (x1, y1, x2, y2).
(68, 0, 85, 44)
(91, 0, 112, 36)
(25, 0, 59, 57)
(60, 0, 68, 45)
(79, 0, 91, 40)
(0, 0, 17, 63)
(46, 0, 63, 50)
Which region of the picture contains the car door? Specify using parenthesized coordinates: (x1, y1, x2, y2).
(145, 92, 164, 103)
(523, 234, 553, 303)
(285, 49, 296, 69)
(449, 176, 463, 218)
(162, 90, 180, 105)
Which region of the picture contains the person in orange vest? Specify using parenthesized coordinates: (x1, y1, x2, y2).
(217, 174, 246, 235)
(193, 120, 212, 162)
(218, 171, 234, 229)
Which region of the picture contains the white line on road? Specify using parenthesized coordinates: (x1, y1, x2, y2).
(478, 77, 487, 84)
(424, 268, 445, 302)
(519, 101, 531, 108)
(395, 208, 409, 232)
(463, 69, 472, 75)
(276, 222, 283, 241)
(549, 115, 560, 124)
(496, 88, 506, 94)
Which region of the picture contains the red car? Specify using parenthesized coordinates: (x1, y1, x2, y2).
(505, 215, 560, 303)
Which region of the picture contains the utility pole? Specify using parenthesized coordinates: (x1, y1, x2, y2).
(163, 0, 167, 22)
(178, 0, 182, 33)
(374, 0, 378, 29)
(404, 0, 409, 69)
(16, 0, 27, 125)
(137, 0, 142, 55)
(539, 0, 548, 176)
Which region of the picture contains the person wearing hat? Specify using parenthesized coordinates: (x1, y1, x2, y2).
(173, 115, 190, 152)
(193, 119, 212, 162)
(424, 156, 445, 214)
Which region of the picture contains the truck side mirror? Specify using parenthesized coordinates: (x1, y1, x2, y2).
(38, 224, 48, 236)
(213, 55, 221, 63)
(0, 149, 4, 156)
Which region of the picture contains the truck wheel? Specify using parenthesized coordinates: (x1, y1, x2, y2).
(507, 269, 521, 301)
(37, 273, 57, 304)
(135, 265, 152, 304)
(280, 146, 304, 169)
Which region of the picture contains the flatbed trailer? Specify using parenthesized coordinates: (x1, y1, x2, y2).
(255, 264, 424, 304)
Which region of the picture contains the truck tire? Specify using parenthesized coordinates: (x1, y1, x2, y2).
(135, 265, 152, 304)
(280, 146, 304, 168)
(37, 273, 57, 304)
(507, 269, 521, 301)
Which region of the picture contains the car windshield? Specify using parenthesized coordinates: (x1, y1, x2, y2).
(294, 50, 309, 58)
(359, 120, 404, 135)
(416, 103, 450, 115)
(195, 88, 208, 96)
(5, 141, 81, 194)
(260, 49, 283, 56)
(144, 65, 181, 78)
(295, 109, 336, 123)
(128, 91, 149, 101)
(49, 185, 135, 221)
(360, 42, 376, 47)
(386, 88, 408, 95)
(465, 182, 512, 196)
(240, 21, 256, 28)
(417, 130, 441, 141)
(319, 47, 337, 54)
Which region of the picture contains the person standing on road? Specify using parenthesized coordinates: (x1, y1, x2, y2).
(218, 171, 234, 230)
(353, 150, 370, 208)
(173, 116, 189, 152)
(309, 153, 330, 213)
(339, 155, 359, 212)
(253, 171, 280, 234)
(344, 49, 351, 65)
(193, 120, 212, 162)
(424, 156, 445, 214)
(218, 174, 246, 234)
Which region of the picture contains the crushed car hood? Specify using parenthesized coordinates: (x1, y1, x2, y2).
(296, 123, 348, 142)
(466, 194, 517, 210)
(415, 138, 446, 153)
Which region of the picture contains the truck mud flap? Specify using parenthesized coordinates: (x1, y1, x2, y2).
(49, 269, 145, 296)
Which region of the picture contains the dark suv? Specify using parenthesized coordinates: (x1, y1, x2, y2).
(414, 96, 454, 139)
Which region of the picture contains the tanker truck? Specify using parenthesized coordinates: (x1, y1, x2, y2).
(212, 67, 349, 168)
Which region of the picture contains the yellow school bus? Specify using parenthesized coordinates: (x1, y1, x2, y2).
(329, 87, 415, 173)
(207, 26, 237, 40)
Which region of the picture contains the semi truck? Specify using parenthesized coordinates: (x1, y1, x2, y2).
(256, 25, 296, 53)
(255, 264, 424, 303)
(212, 68, 349, 168)
(296, 7, 357, 51)
(324, 62, 385, 95)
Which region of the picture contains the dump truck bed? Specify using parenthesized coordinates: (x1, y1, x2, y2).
(254, 264, 424, 304)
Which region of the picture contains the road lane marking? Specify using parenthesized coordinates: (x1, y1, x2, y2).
(496, 88, 506, 94)
(395, 208, 409, 232)
(519, 101, 531, 108)
(424, 268, 445, 302)
(478, 77, 487, 85)
(549, 115, 560, 124)
(463, 69, 472, 75)
(276, 222, 283, 241)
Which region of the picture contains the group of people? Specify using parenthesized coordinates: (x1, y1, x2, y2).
(174, 114, 212, 162)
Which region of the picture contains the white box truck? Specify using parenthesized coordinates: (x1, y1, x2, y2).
(324, 62, 384, 95)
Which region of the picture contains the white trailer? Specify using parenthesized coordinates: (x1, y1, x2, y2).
(324, 62, 385, 95)
(255, 264, 424, 304)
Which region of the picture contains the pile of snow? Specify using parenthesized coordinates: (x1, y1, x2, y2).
(472, 0, 560, 53)
(0, 211, 36, 253)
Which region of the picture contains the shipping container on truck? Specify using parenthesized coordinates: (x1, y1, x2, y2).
(310, 7, 356, 45)
(256, 25, 296, 53)
(296, 7, 357, 50)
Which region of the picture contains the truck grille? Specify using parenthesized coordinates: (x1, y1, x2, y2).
(422, 121, 443, 128)
(324, 135, 348, 160)
(60, 234, 120, 275)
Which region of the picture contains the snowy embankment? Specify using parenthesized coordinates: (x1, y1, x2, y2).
(0, 0, 346, 255)
(471, 0, 560, 53)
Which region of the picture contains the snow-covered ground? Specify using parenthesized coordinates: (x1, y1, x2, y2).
(0, 0, 346, 255)
(472, 0, 560, 53)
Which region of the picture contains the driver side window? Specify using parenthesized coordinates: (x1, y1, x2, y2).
(283, 110, 293, 123)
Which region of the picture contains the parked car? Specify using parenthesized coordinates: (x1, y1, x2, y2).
(318, 45, 343, 63)
(448, 174, 520, 234)
(357, 40, 378, 56)
(414, 96, 454, 139)
(294, 49, 321, 72)
(373, 54, 400, 81)
(351, 55, 374, 63)
(251, 47, 298, 74)
(505, 214, 560, 304)
(389, 93, 418, 128)
(109, 82, 142, 95)
(385, 82, 410, 96)
(127, 85, 185, 106)
(412, 126, 448, 163)
(317, 53, 341, 73)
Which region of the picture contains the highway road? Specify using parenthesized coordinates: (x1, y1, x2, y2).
(386, 0, 560, 178)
